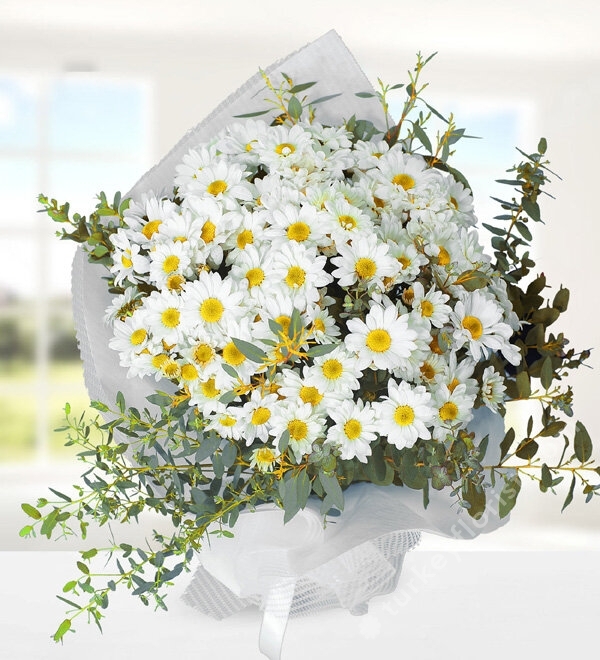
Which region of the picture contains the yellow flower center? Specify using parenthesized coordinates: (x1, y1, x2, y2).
(251, 407, 271, 426)
(246, 267, 265, 288)
(207, 180, 228, 196)
(312, 318, 325, 333)
(394, 405, 415, 426)
(403, 287, 415, 305)
(448, 377, 461, 393)
(287, 221, 310, 242)
(200, 297, 224, 323)
(338, 214, 358, 230)
(200, 378, 220, 399)
(121, 253, 133, 269)
(162, 254, 180, 274)
(201, 220, 216, 244)
(275, 315, 291, 334)
(439, 401, 459, 421)
(142, 219, 162, 239)
(161, 307, 180, 328)
(151, 353, 169, 369)
(220, 415, 237, 427)
(343, 419, 362, 440)
(366, 329, 392, 353)
(193, 343, 214, 365)
(392, 173, 416, 190)
(462, 315, 483, 340)
(275, 142, 296, 155)
(421, 300, 434, 318)
(420, 361, 436, 380)
(288, 419, 308, 441)
(161, 358, 180, 378)
(237, 229, 254, 249)
(355, 257, 377, 280)
(299, 385, 323, 406)
(222, 341, 245, 366)
(256, 446, 276, 465)
(430, 334, 444, 355)
(130, 328, 147, 346)
(449, 196, 458, 210)
(398, 256, 411, 270)
(285, 265, 306, 288)
(166, 274, 185, 291)
(322, 359, 343, 380)
(181, 363, 199, 381)
(437, 246, 451, 266)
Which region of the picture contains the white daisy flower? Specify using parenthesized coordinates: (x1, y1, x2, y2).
(179, 158, 253, 208)
(205, 404, 244, 441)
(255, 123, 314, 172)
(108, 312, 153, 368)
(326, 399, 378, 463)
(174, 143, 219, 190)
(431, 382, 476, 440)
(249, 444, 280, 473)
(271, 242, 332, 310)
(148, 240, 192, 290)
(375, 379, 435, 449)
(143, 290, 185, 345)
(269, 401, 326, 462)
(345, 303, 418, 371)
(352, 139, 390, 170)
(109, 229, 150, 287)
(103, 287, 144, 324)
(331, 233, 400, 292)
(410, 281, 452, 328)
(123, 196, 181, 246)
(309, 345, 362, 394)
(480, 366, 506, 413)
(305, 301, 341, 344)
(181, 270, 246, 336)
(451, 289, 519, 364)
(322, 197, 375, 245)
(239, 391, 280, 444)
(265, 203, 329, 250)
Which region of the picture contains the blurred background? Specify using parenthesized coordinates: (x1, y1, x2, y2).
(0, 0, 598, 550)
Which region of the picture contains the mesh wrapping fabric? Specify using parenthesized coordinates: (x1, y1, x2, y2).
(71, 31, 512, 660)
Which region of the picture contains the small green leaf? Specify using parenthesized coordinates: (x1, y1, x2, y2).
(76, 561, 90, 575)
(537, 137, 547, 154)
(233, 109, 270, 119)
(90, 400, 109, 412)
(53, 619, 72, 643)
(561, 474, 576, 512)
(516, 371, 531, 398)
(574, 421, 593, 463)
(552, 287, 569, 312)
(305, 343, 337, 358)
(499, 427, 515, 462)
(355, 91, 375, 98)
(499, 474, 521, 519)
(540, 357, 553, 390)
(21, 503, 42, 520)
(288, 96, 303, 120)
(319, 472, 344, 511)
(289, 81, 316, 94)
(231, 338, 266, 364)
(412, 122, 432, 153)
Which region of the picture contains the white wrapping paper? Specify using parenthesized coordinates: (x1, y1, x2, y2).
(72, 30, 511, 660)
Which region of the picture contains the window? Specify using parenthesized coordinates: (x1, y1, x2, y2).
(0, 73, 152, 463)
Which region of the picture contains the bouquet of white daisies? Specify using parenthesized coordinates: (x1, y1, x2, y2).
(29, 33, 595, 647)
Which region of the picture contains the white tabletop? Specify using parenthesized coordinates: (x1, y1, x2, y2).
(2, 549, 598, 660)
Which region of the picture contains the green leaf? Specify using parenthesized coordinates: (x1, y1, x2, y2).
(318, 472, 344, 511)
(233, 109, 270, 119)
(537, 137, 547, 154)
(231, 338, 266, 364)
(116, 391, 126, 413)
(19, 525, 34, 537)
(515, 438, 539, 460)
(76, 561, 89, 575)
(81, 548, 98, 560)
(561, 474, 576, 512)
(499, 474, 521, 519)
(21, 503, 42, 520)
(412, 122, 432, 153)
(540, 463, 553, 492)
(305, 343, 337, 358)
(540, 357, 553, 390)
(464, 480, 486, 520)
(288, 96, 303, 120)
(516, 371, 531, 399)
(53, 618, 72, 643)
(515, 221, 532, 242)
(499, 427, 515, 462)
(90, 400, 109, 412)
(278, 429, 290, 453)
(289, 81, 317, 94)
(310, 93, 342, 106)
(574, 421, 593, 463)
(521, 198, 541, 223)
(552, 287, 569, 312)
(355, 91, 375, 98)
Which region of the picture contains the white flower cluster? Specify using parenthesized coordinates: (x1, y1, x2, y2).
(106, 119, 521, 471)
